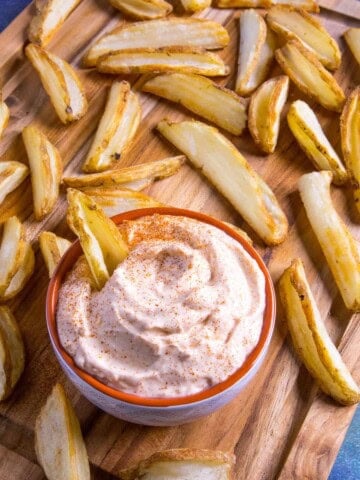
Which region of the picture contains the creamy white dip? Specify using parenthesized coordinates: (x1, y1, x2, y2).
(57, 215, 266, 398)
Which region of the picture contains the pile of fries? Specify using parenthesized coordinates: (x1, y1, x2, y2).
(0, 0, 360, 477)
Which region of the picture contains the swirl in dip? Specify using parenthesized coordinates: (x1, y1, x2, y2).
(57, 214, 266, 398)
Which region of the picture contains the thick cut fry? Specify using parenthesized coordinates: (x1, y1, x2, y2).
(25, 44, 87, 124)
(266, 6, 340, 70)
(0, 243, 35, 301)
(84, 19, 229, 67)
(96, 48, 229, 76)
(109, 0, 172, 20)
(279, 259, 360, 405)
(63, 156, 185, 188)
(248, 75, 289, 154)
(35, 383, 90, 480)
(180, 0, 211, 12)
(344, 28, 360, 67)
(120, 449, 235, 480)
(0, 217, 26, 296)
(143, 73, 247, 135)
(340, 87, 360, 210)
(299, 171, 360, 311)
(0, 161, 29, 205)
(67, 189, 129, 289)
(83, 82, 141, 173)
(275, 40, 345, 112)
(288, 100, 348, 185)
(0, 307, 25, 401)
(0, 96, 9, 139)
(216, 0, 319, 10)
(22, 125, 63, 220)
(28, 0, 82, 46)
(157, 120, 288, 245)
(39, 231, 71, 278)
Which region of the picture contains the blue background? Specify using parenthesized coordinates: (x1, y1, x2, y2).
(1, 2, 359, 479)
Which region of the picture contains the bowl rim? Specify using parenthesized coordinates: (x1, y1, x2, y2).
(46, 206, 275, 407)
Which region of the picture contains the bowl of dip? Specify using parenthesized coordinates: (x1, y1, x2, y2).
(46, 207, 275, 426)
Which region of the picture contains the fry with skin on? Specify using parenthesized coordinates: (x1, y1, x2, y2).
(275, 39, 345, 112)
(266, 6, 341, 70)
(180, 0, 211, 12)
(0, 161, 29, 206)
(157, 119, 288, 246)
(108, 0, 172, 21)
(28, 0, 82, 46)
(0, 243, 35, 301)
(63, 156, 185, 188)
(25, 44, 87, 123)
(84, 18, 229, 67)
(279, 259, 360, 405)
(39, 231, 71, 277)
(67, 189, 129, 289)
(299, 171, 360, 311)
(344, 28, 360, 67)
(248, 75, 289, 154)
(288, 100, 348, 185)
(35, 383, 90, 480)
(143, 73, 247, 136)
(216, 0, 319, 13)
(0, 94, 9, 139)
(0, 217, 26, 296)
(22, 125, 63, 220)
(340, 87, 360, 210)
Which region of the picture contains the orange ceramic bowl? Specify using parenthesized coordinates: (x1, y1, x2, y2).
(46, 207, 275, 426)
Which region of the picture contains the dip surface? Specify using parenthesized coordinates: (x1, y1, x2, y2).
(57, 214, 266, 398)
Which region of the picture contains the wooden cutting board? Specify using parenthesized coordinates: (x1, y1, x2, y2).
(0, 1, 359, 478)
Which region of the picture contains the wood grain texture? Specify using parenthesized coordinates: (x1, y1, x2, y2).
(0, 0, 359, 479)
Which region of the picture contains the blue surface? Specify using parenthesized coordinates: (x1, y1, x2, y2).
(1, 2, 359, 479)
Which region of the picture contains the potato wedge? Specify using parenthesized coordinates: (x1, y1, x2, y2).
(157, 119, 288, 245)
(0, 307, 25, 401)
(298, 171, 360, 311)
(83, 82, 141, 173)
(35, 383, 90, 480)
(275, 39, 345, 112)
(249, 75, 289, 154)
(22, 125, 63, 220)
(39, 231, 71, 278)
(96, 47, 229, 77)
(28, 0, 82, 46)
(120, 448, 235, 480)
(344, 28, 360, 67)
(84, 19, 229, 67)
(180, 0, 211, 12)
(0, 96, 9, 139)
(279, 259, 360, 405)
(120, 177, 154, 191)
(266, 6, 340, 70)
(216, 0, 319, 10)
(0, 243, 35, 301)
(288, 100, 348, 185)
(0, 217, 26, 296)
(0, 161, 29, 205)
(109, 0, 172, 20)
(67, 189, 129, 289)
(340, 87, 360, 209)
(63, 155, 185, 188)
(143, 73, 247, 136)
(25, 44, 87, 124)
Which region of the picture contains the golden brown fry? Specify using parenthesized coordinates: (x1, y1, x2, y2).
(344, 28, 360, 66)
(120, 449, 235, 480)
(299, 171, 360, 311)
(63, 156, 185, 188)
(279, 259, 360, 405)
(83, 82, 141, 173)
(248, 75, 289, 154)
(0, 217, 26, 296)
(109, 0, 172, 20)
(143, 73, 247, 136)
(96, 47, 229, 77)
(0, 161, 29, 205)
(0, 243, 35, 301)
(84, 18, 229, 67)
(39, 231, 71, 278)
(22, 125, 63, 220)
(288, 100, 348, 185)
(216, 0, 319, 12)
(157, 119, 288, 246)
(35, 383, 90, 480)
(25, 43, 88, 123)
(67, 189, 129, 289)
(266, 6, 340, 70)
(180, 0, 211, 12)
(28, 0, 82, 46)
(275, 39, 345, 112)
(0, 95, 9, 139)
